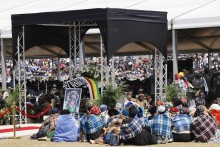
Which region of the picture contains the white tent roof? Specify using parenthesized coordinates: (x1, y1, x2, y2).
(1, 0, 220, 58)
(173, 0, 220, 29)
(0, 0, 219, 38)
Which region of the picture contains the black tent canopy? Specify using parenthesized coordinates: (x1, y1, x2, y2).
(11, 8, 167, 60)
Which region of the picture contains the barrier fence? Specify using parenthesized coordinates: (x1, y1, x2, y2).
(0, 101, 53, 138)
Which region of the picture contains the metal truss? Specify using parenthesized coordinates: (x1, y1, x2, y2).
(154, 48, 167, 102)
(67, 20, 111, 95)
(109, 57, 116, 89)
(68, 21, 98, 79)
(15, 26, 27, 124)
(69, 24, 80, 79)
(100, 35, 108, 95)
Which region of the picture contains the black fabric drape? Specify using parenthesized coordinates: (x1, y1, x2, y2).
(12, 8, 167, 62)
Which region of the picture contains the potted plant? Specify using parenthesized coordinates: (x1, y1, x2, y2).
(165, 83, 183, 102)
(95, 82, 127, 108)
(3, 86, 20, 124)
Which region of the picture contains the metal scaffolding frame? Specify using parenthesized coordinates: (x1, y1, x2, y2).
(15, 22, 111, 123)
(110, 56, 116, 89)
(14, 22, 167, 124)
(100, 34, 108, 94)
(68, 22, 110, 94)
(154, 48, 167, 102)
(15, 26, 27, 124)
(68, 23, 81, 79)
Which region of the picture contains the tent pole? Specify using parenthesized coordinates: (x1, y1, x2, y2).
(172, 29, 178, 80)
(1, 38, 7, 90)
(57, 58, 61, 81)
(208, 52, 211, 70)
(79, 39, 85, 67)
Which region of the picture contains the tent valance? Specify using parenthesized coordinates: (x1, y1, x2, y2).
(12, 8, 168, 60)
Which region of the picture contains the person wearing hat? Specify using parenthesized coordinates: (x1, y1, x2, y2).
(173, 73, 187, 97)
(169, 107, 179, 119)
(115, 102, 122, 112)
(209, 104, 220, 126)
(53, 109, 79, 142)
(172, 107, 193, 142)
(80, 105, 105, 142)
(99, 104, 109, 125)
(30, 107, 60, 140)
(149, 105, 173, 143)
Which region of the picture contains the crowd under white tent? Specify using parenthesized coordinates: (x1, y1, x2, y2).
(0, 0, 220, 90)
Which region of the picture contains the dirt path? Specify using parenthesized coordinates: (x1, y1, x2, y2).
(0, 136, 219, 147)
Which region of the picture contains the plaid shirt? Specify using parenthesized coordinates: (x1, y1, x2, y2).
(149, 114, 173, 140)
(172, 114, 191, 132)
(120, 116, 145, 140)
(80, 114, 104, 134)
(191, 113, 217, 142)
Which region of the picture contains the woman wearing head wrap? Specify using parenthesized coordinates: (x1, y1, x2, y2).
(173, 73, 187, 97)
(99, 104, 109, 125)
(80, 106, 105, 142)
(209, 104, 220, 126)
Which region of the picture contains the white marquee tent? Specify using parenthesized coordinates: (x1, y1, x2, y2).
(1, 0, 219, 37)
(0, 0, 220, 89)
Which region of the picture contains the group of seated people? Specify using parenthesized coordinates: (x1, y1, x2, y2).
(30, 97, 220, 145)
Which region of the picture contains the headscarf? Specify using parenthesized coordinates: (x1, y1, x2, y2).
(121, 108, 129, 117)
(51, 107, 59, 114)
(100, 104, 108, 112)
(157, 105, 166, 114)
(195, 105, 205, 116)
(179, 72, 185, 78)
(169, 107, 179, 113)
(209, 104, 220, 111)
(90, 106, 101, 115)
(115, 103, 122, 111)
